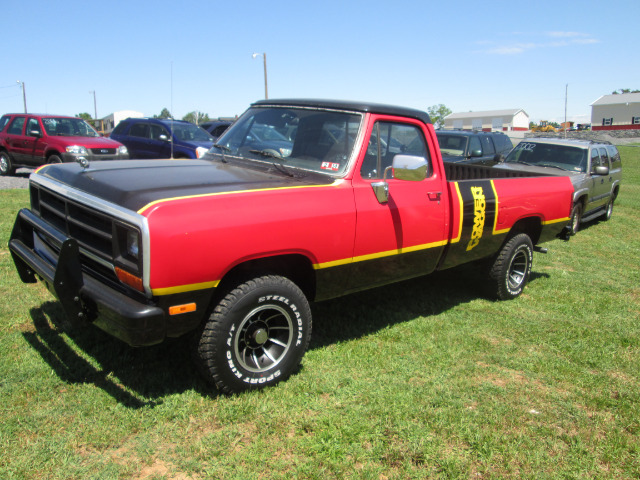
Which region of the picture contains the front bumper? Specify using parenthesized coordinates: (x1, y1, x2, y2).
(9, 208, 166, 346)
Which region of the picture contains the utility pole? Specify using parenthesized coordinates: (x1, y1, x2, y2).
(252, 53, 269, 99)
(90, 90, 97, 120)
(17, 81, 27, 113)
(564, 84, 568, 139)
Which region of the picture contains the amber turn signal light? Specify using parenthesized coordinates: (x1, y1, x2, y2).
(115, 267, 144, 292)
(169, 303, 197, 316)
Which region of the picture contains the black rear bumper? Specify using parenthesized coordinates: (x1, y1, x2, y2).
(9, 208, 167, 346)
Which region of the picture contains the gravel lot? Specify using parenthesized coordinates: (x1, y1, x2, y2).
(0, 169, 33, 189)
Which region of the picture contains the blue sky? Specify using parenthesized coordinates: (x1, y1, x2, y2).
(2, 0, 638, 124)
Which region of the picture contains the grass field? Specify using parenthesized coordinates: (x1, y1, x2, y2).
(1, 146, 639, 479)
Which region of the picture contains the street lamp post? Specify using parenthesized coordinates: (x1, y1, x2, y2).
(252, 52, 268, 99)
(16, 81, 27, 113)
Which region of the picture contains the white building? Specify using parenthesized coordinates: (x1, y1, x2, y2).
(443, 109, 529, 132)
(100, 110, 144, 134)
(590, 93, 640, 131)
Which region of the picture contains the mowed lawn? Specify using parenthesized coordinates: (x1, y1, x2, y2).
(1, 146, 639, 479)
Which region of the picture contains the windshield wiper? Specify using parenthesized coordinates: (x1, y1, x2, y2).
(536, 163, 569, 171)
(249, 149, 300, 178)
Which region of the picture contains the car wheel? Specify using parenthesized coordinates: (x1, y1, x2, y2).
(194, 275, 312, 394)
(0, 151, 15, 176)
(604, 200, 613, 221)
(488, 233, 533, 300)
(569, 203, 582, 235)
(48, 154, 63, 164)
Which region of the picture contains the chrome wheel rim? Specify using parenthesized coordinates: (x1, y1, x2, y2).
(234, 305, 294, 373)
(507, 249, 528, 290)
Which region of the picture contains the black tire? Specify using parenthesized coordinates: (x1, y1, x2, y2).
(194, 275, 312, 394)
(48, 154, 63, 164)
(0, 151, 15, 176)
(569, 203, 582, 235)
(488, 233, 533, 300)
(604, 200, 613, 221)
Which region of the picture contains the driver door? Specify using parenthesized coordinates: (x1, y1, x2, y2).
(348, 117, 448, 292)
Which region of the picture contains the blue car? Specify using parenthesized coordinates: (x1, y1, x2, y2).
(110, 118, 214, 159)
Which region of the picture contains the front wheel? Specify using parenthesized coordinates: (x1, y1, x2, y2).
(0, 151, 15, 176)
(194, 275, 312, 394)
(488, 233, 533, 300)
(604, 200, 614, 221)
(569, 203, 582, 235)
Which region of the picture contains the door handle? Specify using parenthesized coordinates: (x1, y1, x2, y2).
(428, 191, 442, 204)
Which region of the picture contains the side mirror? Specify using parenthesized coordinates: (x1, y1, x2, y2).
(469, 149, 483, 157)
(593, 165, 609, 175)
(392, 154, 428, 182)
(29, 130, 42, 138)
(159, 134, 170, 142)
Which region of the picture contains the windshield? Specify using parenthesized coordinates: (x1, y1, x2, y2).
(437, 134, 468, 156)
(505, 142, 588, 173)
(42, 117, 100, 137)
(172, 122, 214, 142)
(211, 106, 362, 176)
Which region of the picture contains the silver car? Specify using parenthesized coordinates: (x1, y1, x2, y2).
(495, 138, 622, 234)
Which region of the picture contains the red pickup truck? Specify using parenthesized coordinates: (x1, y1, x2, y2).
(9, 99, 573, 393)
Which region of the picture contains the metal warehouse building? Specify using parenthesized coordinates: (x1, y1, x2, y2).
(591, 93, 640, 131)
(443, 109, 529, 132)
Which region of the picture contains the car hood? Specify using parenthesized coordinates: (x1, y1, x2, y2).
(495, 162, 587, 189)
(33, 158, 332, 213)
(58, 135, 125, 148)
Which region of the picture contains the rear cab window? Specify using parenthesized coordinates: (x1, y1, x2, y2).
(7, 116, 26, 135)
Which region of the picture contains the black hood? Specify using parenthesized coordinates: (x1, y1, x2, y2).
(35, 159, 331, 212)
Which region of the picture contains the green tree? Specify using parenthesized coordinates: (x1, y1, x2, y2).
(76, 112, 92, 121)
(612, 89, 640, 94)
(182, 111, 210, 125)
(154, 108, 173, 119)
(427, 104, 452, 129)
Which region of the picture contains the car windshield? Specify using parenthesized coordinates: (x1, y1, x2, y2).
(437, 134, 467, 156)
(42, 117, 100, 137)
(210, 106, 362, 176)
(504, 142, 588, 173)
(171, 123, 214, 142)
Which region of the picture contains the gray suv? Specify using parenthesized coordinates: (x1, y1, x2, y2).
(496, 138, 622, 234)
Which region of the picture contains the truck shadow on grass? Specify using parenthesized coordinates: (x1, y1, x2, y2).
(22, 266, 549, 406)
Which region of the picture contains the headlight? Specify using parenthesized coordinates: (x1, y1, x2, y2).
(195, 147, 209, 158)
(66, 145, 88, 155)
(118, 145, 128, 155)
(126, 230, 139, 259)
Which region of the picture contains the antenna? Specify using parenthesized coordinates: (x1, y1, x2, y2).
(170, 61, 174, 159)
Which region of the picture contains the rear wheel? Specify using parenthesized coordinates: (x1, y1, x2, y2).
(569, 203, 582, 235)
(488, 233, 533, 300)
(194, 275, 312, 394)
(0, 151, 15, 176)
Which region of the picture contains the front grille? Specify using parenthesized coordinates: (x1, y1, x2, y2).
(90, 148, 117, 155)
(30, 185, 142, 291)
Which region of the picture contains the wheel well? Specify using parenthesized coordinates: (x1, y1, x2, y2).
(508, 217, 542, 245)
(216, 254, 316, 301)
(574, 194, 587, 208)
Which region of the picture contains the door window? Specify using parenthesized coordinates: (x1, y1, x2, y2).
(468, 136, 482, 155)
(7, 117, 25, 135)
(129, 123, 150, 138)
(26, 118, 41, 137)
(590, 149, 602, 173)
(360, 121, 430, 179)
(480, 136, 495, 155)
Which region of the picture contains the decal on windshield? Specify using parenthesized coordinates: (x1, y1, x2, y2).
(321, 162, 340, 171)
(515, 142, 537, 151)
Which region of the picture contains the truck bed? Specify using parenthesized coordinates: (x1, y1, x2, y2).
(443, 162, 551, 181)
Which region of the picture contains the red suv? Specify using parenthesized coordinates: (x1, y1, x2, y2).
(0, 113, 129, 175)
